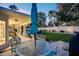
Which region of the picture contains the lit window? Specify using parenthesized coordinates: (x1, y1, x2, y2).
(0, 20, 6, 45)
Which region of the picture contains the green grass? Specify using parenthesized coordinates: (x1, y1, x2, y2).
(42, 32, 74, 42)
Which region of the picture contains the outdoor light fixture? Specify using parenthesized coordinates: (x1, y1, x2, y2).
(15, 19, 18, 22)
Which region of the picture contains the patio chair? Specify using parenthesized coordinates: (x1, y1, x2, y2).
(10, 36, 21, 53)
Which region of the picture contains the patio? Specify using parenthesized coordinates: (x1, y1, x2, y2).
(0, 39, 69, 56)
(0, 36, 33, 56)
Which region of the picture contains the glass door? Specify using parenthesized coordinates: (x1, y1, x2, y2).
(0, 20, 6, 45)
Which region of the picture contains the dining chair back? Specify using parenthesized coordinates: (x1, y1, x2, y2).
(10, 36, 21, 53)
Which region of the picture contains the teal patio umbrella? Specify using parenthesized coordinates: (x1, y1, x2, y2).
(30, 3, 38, 34)
(30, 3, 38, 53)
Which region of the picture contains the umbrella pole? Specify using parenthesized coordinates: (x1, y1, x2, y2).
(34, 34, 36, 46)
(34, 34, 37, 55)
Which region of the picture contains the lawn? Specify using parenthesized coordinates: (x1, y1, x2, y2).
(42, 32, 74, 42)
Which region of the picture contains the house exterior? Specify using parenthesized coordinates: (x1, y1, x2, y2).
(0, 6, 31, 51)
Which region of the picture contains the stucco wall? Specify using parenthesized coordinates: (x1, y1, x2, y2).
(39, 26, 79, 33)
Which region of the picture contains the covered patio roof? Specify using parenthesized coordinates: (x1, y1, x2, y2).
(0, 6, 31, 26)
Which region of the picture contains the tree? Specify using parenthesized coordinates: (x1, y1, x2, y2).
(38, 19, 43, 27)
(48, 20, 53, 27)
(48, 10, 53, 17)
(9, 5, 18, 10)
(57, 4, 73, 22)
(48, 10, 57, 26)
(38, 12, 46, 27)
(56, 3, 79, 33)
(57, 3, 79, 25)
(48, 10, 56, 19)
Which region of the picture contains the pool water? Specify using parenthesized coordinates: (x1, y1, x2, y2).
(45, 51, 57, 56)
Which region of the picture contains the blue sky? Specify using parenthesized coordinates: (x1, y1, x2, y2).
(0, 3, 58, 16)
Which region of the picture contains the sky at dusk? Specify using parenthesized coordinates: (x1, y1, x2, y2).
(0, 3, 58, 16)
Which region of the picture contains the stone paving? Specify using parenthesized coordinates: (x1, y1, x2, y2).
(0, 35, 69, 56)
(0, 49, 15, 56)
(0, 36, 33, 56)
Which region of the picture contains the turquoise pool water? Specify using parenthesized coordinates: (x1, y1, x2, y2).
(45, 51, 57, 56)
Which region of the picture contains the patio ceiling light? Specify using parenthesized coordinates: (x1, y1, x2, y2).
(15, 19, 18, 22)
